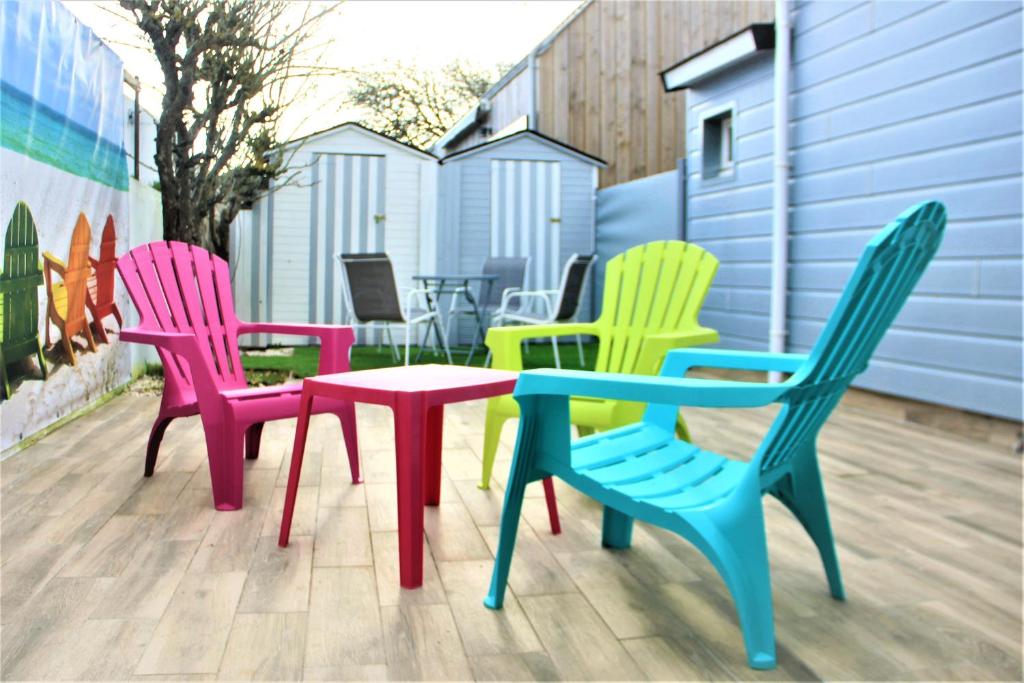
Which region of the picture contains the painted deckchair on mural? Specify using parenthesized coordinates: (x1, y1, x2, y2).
(117, 241, 360, 510)
(43, 213, 96, 365)
(484, 202, 948, 670)
(86, 215, 123, 343)
(0, 202, 48, 399)
(481, 240, 720, 491)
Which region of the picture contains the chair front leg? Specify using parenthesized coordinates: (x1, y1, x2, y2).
(205, 417, 245, 511)
(404, 322, 412, 366)
(484, 400, 541, 609)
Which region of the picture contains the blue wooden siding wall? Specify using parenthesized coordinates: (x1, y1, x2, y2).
(684, 0, 1022, 420)
(437, 136, 598, 343)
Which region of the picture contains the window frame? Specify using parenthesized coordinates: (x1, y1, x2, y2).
(698, 101, 737, 181)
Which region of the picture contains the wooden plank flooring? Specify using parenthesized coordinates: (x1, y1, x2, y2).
(1, 390, 1021, 681)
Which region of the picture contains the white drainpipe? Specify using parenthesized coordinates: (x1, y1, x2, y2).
(769, 0, 791, 382)
(527, 50, 539, 130)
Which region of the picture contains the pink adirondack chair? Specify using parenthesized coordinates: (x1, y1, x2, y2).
(117, 241, 360, 511)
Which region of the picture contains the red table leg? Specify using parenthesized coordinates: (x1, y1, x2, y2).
(279, 388, 314, 547)
(394, 394, 426, 588)
(423, 404, 444, 506)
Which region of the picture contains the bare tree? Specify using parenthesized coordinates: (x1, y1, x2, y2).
(347, 61, 505, 149)
(121, 0, 340, 256)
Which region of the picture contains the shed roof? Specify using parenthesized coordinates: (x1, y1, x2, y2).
(438, 129, 606, 166)
(661, 24, 775, 92)
(280, 121, 437, 160)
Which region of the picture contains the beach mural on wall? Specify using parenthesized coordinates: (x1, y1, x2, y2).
(0, 0, 131, 450)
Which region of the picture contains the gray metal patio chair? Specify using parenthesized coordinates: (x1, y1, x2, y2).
(445, 256, 529, 354)
(337, 253, 452, 365)
(488, 253, 597, 368)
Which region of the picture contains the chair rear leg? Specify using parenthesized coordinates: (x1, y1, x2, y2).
(91, 310, 110, 344)
(83, 321, 98, 352)
(436, 316, 453, 364)
(479, 402, 506, 490)
(773, 450, 845, 600)
(575, 334, 585, 367)
(35, 340, 48, 379)
(602, 507, 633, 548)
(384, 323, 398, 361)
(337, 401, 361, 483)
(62, 333, 77, 366)
(245, 422, 265, 460)
(146, 416, 175, 476)
(550, 337, 561, 368)
(112, 304, 123, 329)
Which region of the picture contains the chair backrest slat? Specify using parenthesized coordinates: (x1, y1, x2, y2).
(595, 241, 718, 376)
(117, 241, 247, 393)
(91, 216, 118, 306)
(185, 243, 236, 382)
(61, 215, 92, 337)
(337, 253, 405, 323)
(756, 201, 947, 475)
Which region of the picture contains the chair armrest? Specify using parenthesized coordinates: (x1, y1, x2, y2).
(486, 322, 600, 371)
(403, 287, 434, 315)
(499, 290, 554, 318)
(120, 327, 230, 411)
(236, 322, 355, 374)
(237, 322, 353, 339)
(498, 286, 521, 306)
(42, 251, 66, 277)
(634, 327, 721, 376)
(120, 327, 197, 354)
(659, 348, 809, 378)
(514, 368, 794, 408)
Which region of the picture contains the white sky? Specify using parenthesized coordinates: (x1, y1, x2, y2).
(63, 0, 581, 140)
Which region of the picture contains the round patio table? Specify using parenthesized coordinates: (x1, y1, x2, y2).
(412, 273, 498, 365)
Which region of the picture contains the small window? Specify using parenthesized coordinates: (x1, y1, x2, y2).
(702, 109, 735, 179)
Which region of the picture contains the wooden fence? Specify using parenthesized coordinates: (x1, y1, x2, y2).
(536, 0, 774, 187)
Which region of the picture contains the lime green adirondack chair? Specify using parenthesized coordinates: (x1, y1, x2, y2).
(480, 240, 719, 489)
(1, 202, 48, 399)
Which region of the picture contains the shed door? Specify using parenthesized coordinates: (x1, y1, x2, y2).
(489, 159, 561, 292)
(309, 153, 386, 332)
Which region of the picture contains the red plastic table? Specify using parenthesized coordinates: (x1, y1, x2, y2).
(277, 364, 560, 589)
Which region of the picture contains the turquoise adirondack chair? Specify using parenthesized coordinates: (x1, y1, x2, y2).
(484, 201, 947, 669)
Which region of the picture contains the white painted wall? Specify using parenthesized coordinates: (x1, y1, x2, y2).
(231, 125, 438, 347)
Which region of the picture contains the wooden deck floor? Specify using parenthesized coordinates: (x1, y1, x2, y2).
(1, 387, 1021, 681)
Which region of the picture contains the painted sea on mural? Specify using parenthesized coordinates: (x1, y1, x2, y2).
(0, 82, 128, 191)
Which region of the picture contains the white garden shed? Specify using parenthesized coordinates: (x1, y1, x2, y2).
(231, 122, 438, 346)
(435, 130, 606, 343)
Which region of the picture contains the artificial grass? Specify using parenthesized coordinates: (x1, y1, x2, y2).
(239, 342, 599, 385)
